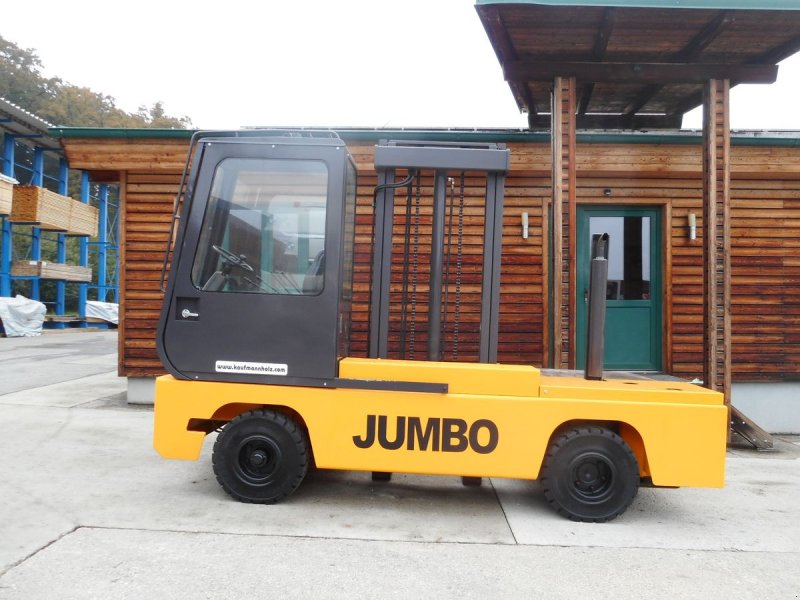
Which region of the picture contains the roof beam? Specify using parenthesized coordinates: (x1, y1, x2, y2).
(667, 32, 800, 117)
(479, 5, 540, 115)
(87, 170, 122, 183)
(621, 84, 662, 118)
(529, 113, 683, 130)
(676, 10, 735, 63)
(504, 61, 778, 85)
(669, 90, 705, 118)
(578, 87, 596, 118)
(592, 8, 617, 59)
(579, 7, 617, 116)
(623, 10, 735, 117)
(755, 34, 800, 65)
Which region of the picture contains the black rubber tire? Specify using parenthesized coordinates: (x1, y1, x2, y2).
(212, 409, 309, 504)
(540, 426, 639, 523)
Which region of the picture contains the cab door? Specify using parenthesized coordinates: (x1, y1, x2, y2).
(158, 138, 349, 384)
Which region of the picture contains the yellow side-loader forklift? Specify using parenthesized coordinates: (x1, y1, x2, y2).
(155, 131, 727, 522)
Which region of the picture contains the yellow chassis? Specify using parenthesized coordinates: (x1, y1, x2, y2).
(154, 358, 727, 487)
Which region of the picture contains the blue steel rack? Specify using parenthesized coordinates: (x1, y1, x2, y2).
(0, 123, 119, 329)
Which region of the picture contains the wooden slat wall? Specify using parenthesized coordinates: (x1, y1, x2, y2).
(500, 167, 549, 363)
(730, 179, 800, 380)
(62, 139, 189, 172)
(121, 171, 182, 376)
(60, 135, 800, 385)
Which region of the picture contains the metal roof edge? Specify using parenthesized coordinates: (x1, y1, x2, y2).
(475, 0, 800, 10)
(49, 127, 193, 139)
(2, 97, 62, 150)
(47, 127, 800, 147)
(0, 97, 54, 130)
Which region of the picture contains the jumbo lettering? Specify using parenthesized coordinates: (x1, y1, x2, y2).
(352, 414, 499, 454)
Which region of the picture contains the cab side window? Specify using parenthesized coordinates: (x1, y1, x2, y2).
(191, 158, 328, 295)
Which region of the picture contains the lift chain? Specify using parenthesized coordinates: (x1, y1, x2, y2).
(398, 172, 414, 359)
(409, 172, 421, 359)
(442, 176, 456, 358)
(454, 172, 465, 360)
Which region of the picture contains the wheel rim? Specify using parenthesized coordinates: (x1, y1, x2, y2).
(234, 435, 283, 486)
(567, 451, 616, 504)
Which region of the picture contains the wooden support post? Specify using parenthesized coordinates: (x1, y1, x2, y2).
(702, 79, 732, 405)
(703, 80, 773, 449)
(551, 76, 577, 369)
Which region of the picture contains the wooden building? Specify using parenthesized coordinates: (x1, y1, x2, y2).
(50, 0, 800, 435)
(52, 128, 800, 433)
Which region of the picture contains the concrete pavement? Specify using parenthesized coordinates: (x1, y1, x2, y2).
(1, 331, 799, 599)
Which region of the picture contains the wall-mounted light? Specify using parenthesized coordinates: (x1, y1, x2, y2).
(688, 212, 697, 241)
(603, 188, 612, 197)
(521, 212, 529, 239)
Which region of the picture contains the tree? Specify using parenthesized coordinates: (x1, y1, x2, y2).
(0, 34, 193, 128)
(136, 101, 192, 129)
(0, 37, 60, 114)
(39, 85, 133, 128)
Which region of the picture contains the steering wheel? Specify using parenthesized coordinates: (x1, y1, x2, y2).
(212, 244, 254, 272)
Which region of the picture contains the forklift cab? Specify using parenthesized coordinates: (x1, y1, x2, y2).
(157, 134, 356, 385)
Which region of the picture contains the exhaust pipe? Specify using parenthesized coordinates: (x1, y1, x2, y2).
(585, 233, 609, 381)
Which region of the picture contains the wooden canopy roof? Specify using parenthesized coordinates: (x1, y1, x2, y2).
(475, 0, 800, 128)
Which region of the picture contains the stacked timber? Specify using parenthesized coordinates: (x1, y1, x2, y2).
(68, 201, 100, 236)
(10, 185, 99, 236)
(11, 260, 92, 282)
(0, 174, 15, 214)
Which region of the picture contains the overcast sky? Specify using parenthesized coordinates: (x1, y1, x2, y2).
(4, 0, 800, 131)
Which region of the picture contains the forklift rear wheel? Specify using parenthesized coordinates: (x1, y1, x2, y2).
(540, 426, 639, 523)
(212, 409, 309, 504)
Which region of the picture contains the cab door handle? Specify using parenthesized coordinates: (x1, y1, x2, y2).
(181, 308, 199, 319)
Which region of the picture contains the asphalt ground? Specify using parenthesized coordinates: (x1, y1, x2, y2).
(1, 331, 799, 599)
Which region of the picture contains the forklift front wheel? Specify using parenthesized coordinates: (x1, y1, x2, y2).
(540, 426, 639, 523)
(212, 409, 309, 504)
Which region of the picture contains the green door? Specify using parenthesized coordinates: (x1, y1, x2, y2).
(576, 206, 662, 371)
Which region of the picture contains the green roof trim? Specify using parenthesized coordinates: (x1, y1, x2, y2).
(476, 0, 800, 10)
(48, 127, 800, 148)
(49, 127, 193, 139)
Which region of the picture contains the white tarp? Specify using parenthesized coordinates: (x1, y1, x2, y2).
(86, 300, 119, 324)
(0, 295, 47, 337)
